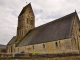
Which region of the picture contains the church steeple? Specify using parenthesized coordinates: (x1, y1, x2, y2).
(17, 3, 35, 37)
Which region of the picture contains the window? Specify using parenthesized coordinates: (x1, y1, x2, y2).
(55, 42, 58, 47)
(74, 38, 76, 44)
(43, 44, 45, 48)
(27, 18, 28, 23)
(79, 28, 80, 32)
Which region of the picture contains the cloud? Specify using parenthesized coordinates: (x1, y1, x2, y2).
(0, 0, 80, 45)
(34, 9, 43, 14)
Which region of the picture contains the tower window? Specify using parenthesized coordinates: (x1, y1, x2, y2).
(27, 18, 28, 23)
(43, 44, 45, 48)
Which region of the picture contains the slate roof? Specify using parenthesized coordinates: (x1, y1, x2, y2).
(0, 44, 6, 49)
(17, 12, 77, 47)
(8, 36, 17, 45)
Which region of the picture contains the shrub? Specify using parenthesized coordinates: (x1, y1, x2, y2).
(32, 52, 38, 56)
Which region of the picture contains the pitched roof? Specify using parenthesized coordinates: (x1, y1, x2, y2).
(17, 12, 77, 47)
(8, 36, 17, 45)
(18, 3, 34, 17)
(0, 44, 6, 49)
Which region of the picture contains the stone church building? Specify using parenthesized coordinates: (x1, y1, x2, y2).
(7, 3, 80, 54)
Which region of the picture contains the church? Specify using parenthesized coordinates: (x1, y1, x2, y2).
(7, 3, 80, 55)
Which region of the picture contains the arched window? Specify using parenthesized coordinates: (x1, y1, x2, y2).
(55, 42, 58, 47)
(43, 44, 45, 48)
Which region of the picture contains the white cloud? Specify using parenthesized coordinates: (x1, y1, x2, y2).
(0, 0, 80, 45)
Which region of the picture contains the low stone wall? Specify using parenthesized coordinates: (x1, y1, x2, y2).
(0, 56, 80, 60)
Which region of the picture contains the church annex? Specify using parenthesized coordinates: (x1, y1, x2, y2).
(7, 3, 80, 54)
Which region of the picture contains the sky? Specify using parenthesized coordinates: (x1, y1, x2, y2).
(0, 0, 80, 45)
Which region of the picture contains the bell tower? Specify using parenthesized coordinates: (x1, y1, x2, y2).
(17, 3, 35, 37)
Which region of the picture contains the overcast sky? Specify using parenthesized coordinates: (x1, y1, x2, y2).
(0, 0, 80, 45)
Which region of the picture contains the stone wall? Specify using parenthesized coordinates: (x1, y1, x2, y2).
(71, 14, 80, 52)
(15, 38, 79, 54)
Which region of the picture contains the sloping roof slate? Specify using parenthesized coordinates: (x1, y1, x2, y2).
(8, 36, 17, 45)
(17, 12, 76, 47)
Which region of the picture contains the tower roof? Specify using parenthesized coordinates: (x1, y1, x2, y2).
(17, 11, 78, 47)
(18, 3, 34, 17)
